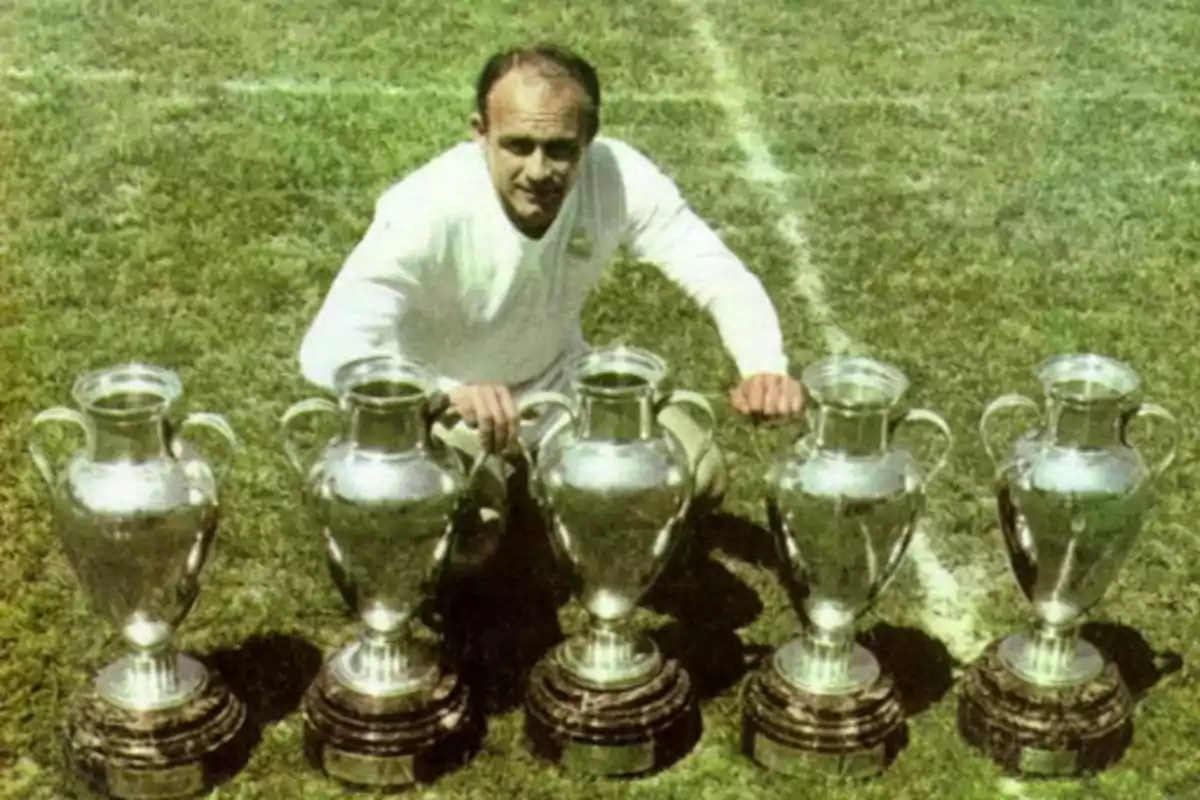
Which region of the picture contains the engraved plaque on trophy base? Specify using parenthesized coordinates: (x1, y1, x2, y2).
(740, 660, 905, 779)
(957, 638, 1133, 778)
(302, 660, 478, 792)
(64, 665, 247, 799)
(523, 657, 698, 777)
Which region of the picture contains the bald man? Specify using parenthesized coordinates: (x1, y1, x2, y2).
(298, 43, 804, 571)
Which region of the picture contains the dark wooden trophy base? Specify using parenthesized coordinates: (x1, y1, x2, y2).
(741, 658, 906, 778)
(63, 667, 248, 799)
(524, 656, 699, 777)
(957, 638, 1133, 778)
(302, 658, 479, 793)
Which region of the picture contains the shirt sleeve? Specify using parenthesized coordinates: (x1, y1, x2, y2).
(298, 190, 461, 393)
(616, 142, 790, 379)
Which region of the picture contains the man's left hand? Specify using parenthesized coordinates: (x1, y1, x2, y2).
(729, 372, 805, 421)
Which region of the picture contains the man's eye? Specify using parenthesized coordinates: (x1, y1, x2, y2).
(546, 142, 579, 160)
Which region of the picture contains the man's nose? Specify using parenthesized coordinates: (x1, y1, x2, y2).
(526, 148, 551, 181)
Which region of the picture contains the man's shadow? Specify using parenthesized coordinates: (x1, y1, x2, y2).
(430, 468, 569, 716)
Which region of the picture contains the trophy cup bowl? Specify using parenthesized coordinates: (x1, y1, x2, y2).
(959, 353, 1180, 777)
(281, 356, 487, 792)
(515, 345, 716, 777)
(26, 363, 246, 799)
(742, 355, 952, 778)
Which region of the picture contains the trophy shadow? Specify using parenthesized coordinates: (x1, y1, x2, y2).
(859, 622, 956, 717)
(645, 511, 772, 700)
(203, 632, 324, 778)
(1082, 621, 1184, 700)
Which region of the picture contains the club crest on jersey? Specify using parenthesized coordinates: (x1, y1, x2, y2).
(566, 229, 592, 259)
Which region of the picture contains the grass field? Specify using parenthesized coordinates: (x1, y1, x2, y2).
(3, 0, 1200, 797)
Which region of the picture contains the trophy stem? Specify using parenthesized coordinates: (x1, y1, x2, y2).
(999, 620, 1105, 688)
(1030, 623, 1082, 678)
(331, 623, 440, 698)
(95, 643, 206, 712)
(585, 621, 636, 670)
(776, 626, 879, 696)
(556, 616, 662, 690)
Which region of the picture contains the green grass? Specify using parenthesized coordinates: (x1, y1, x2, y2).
(3, 0, 1200, 797)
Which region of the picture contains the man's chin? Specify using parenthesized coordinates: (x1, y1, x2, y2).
(517, 206, 559, 232)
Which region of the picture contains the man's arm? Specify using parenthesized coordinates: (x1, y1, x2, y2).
(298, 192, 444, 391)
(615, 142, 790, 379)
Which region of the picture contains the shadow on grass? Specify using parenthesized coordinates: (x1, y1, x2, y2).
(645, 511, 770, 699)
(699, 510, 779, 569)
(431, 476, 568, 716)
(204, 632, 324, 782)
(1082, 621, 1184, 700)
(862, 622, 955, 716)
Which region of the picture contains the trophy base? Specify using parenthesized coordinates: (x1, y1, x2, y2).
(63, 663, 248, 799)
(302, 656, 479, 792)
(523, 654, 698, 777)
(740, 654, 905, 779)
(957, 637, 1133, 778)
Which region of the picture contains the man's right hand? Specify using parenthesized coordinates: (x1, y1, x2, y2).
(448, 383, 520, 454)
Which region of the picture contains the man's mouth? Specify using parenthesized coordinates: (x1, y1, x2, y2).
(523, 187, 563, 205)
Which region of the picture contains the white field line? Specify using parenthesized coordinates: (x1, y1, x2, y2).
(678, 0, 991, 666)
(4, 66, 1196, 108)
(679, 12, 856, 357)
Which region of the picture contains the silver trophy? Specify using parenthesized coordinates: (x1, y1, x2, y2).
(742, 355, 952, 777)
(26, 363, 244, 799)
(280, 355, 486, 792)
(515, 344, 716, 777)
(959, 353, 1180, 776)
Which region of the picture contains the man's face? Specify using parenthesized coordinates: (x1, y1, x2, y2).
(473, 70, 590, 238)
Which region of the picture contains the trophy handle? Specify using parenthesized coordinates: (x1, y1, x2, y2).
(514, 391, 578, 504)
(1122, 402, 1180, 478)
(171, 412, 240, 461)
(890, 408, 954, 483)
(979, 393, 1040, 467)
(653, 389, 718, 479)
(27, 407, 96, 489)
(280, 398, 340, 476)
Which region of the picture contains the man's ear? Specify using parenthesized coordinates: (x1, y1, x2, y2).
(470, 112, 487, 143)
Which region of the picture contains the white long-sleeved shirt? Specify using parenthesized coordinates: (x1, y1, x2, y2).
(299, 136, 789, 420)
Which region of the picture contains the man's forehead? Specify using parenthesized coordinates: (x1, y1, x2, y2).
(487, 70, 588, 121)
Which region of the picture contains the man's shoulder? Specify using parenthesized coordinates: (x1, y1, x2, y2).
(587, 135, 654, 169)
(585, 136, 670, 189)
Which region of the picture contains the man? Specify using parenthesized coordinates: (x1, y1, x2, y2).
(299, 43, 804, 566)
